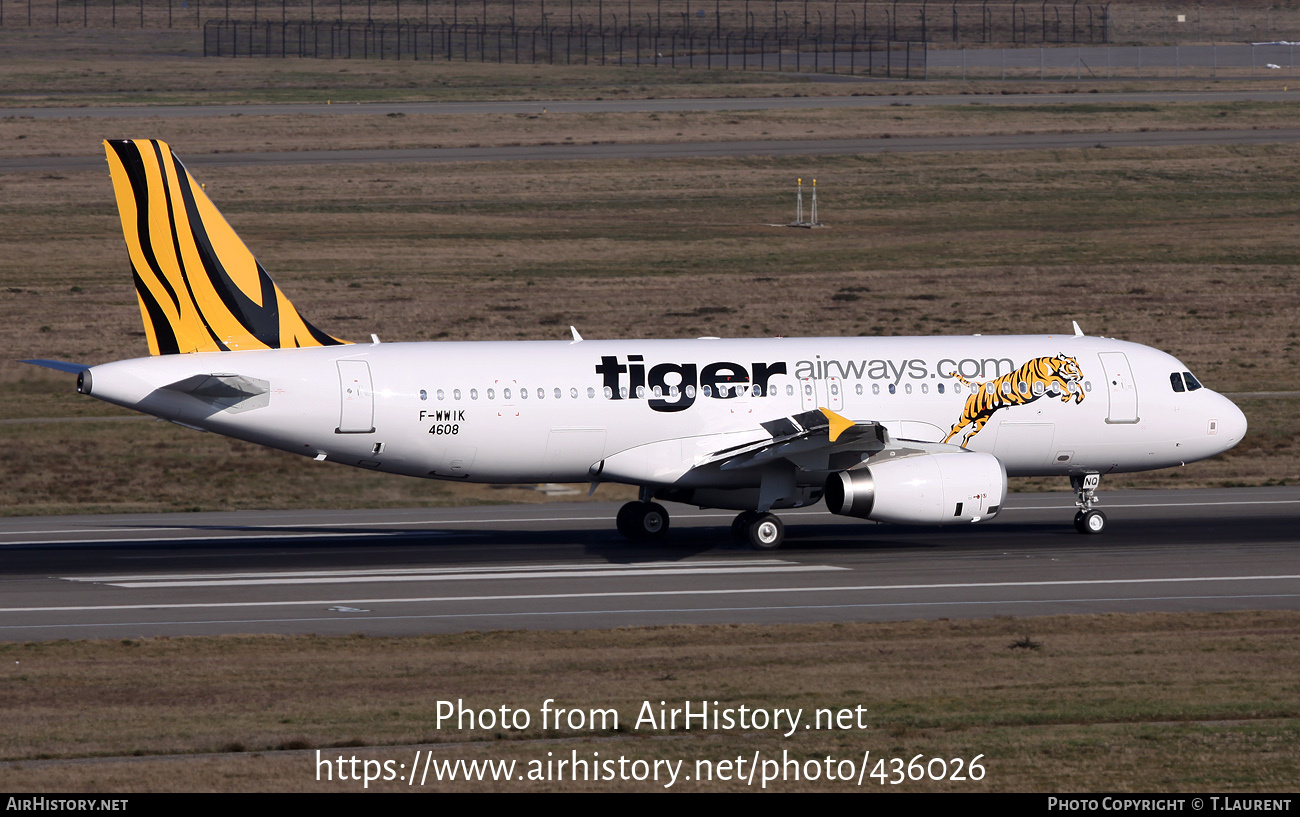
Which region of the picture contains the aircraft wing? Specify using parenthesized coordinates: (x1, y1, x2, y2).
(698, 407, 966, 475)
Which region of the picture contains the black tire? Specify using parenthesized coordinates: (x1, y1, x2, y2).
(616, 501, 640, 539)
(745, 513, 785, 551)
(1076, 509, 1107, 535)
(730, 511, 759, 547)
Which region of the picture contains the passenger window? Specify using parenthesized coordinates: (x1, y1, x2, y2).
(569, 387, 577, 399)
(419, 389, 428, 401)
(436, 389, 445, 400)
(636, 385, 645, 399)
(1032, 382, 1044, 396)
(1084, 381, 1092, 392)
(1001, 382, 1012, 395)
(752, 384, 762, 397)
(687, 385, 697, 398)
(669, 385, 679, 397)
(504, 388, 512, 400)
(938, 383, 945, 394)
(785, 385, 794, 397)
(487, 388, 496, 400)
(1170, 372, 1186, 393)
(1018, 381, 1029, 395)
(603, 386, 613, 399)
(520, 388, 528, 400)
(872, 383, 880, 395)
(1183, 371, 1203, 391)
(620, 386, 628, 399)
(702, 385, 712, 397)
(587, 387, 595, 398)
(537, 388, 544, 399)
(905, 383, 913, 395)
(453, 389, 462, 400)
(470, 388, 479, 400)
(954, 383, 962, 395)
(652, 385, 663, 398)
(921, 383, 928, 395)
(855, 383, 863, 396)
(888, 384, 896, 395)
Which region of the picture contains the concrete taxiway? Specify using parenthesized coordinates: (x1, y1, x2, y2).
(4, 128, 1299, 175)
(5, 89, 1300, 120)
(0, 487, 1296, 640)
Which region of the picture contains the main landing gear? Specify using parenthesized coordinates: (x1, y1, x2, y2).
(615, 491, 787, 550)
(1071, 473, 1106, 534)
(730, 511, 786, 550)
(616, 500, 670, 541)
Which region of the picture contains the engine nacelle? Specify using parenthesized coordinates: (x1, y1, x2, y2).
(824, 452, 1007, 525)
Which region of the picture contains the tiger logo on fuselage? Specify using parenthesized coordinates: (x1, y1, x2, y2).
(943, 355, 1085, 447)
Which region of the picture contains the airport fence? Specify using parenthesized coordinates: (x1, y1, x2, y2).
(201, 19, 928, 78)
(5, 0, 1300, 50)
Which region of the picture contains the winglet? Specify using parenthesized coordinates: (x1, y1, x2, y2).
(819, 407, 855, 442)
(570, 326, 584, 342)
(1072, 320, 1084, 337)
(21, 359, 90, 374)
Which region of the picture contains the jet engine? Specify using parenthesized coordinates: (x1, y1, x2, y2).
(824, 452, 1007, 525)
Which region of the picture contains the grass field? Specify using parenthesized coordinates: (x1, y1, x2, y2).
(1, 612, 1296, 791)
(4, 137, 1300, 512)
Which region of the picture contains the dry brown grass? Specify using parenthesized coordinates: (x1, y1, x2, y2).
(4, 142, 1300, 511)
(5, 99, 1300, 158)
(0, 611, 1296, 791)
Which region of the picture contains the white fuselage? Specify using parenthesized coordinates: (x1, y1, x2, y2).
(82, 334, 1246, 493)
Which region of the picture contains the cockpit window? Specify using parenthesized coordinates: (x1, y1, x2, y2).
(1183, 371, 1203, 391)
(1170, 372, 1186, 393)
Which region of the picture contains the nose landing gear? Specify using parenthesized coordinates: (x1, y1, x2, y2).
(1071, 473, 1106, 534)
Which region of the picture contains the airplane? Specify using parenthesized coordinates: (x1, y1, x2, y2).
(23, 139, 1248, 550)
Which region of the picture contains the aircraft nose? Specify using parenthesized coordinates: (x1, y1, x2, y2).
(1211, 393, 1248, 451)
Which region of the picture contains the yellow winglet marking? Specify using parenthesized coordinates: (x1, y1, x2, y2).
(820, 407, 855, 443)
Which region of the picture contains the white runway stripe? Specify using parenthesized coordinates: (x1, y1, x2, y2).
(8, 574, 1297, 614)
(66, 561, 845, 588)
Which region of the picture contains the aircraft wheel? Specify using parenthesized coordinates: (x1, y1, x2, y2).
(730, 511, 760, 546)
(636, 502, 670, 539)
(620, 501, 669, 540)
(616, 502, 640, 539)
(745, 513, 785, 551)
(1074, 509, 1107, 535)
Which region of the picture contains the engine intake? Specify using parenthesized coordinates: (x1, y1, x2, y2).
(825, 452, 1006, 525)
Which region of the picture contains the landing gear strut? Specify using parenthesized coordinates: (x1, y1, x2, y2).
(616, 491, 670, 541)
(730, 510, 785, 550)
(1071, 473, 1106, 534)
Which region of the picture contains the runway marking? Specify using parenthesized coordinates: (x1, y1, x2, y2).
(65, 559, 796, 582)
(1, 593, 1297, 632)
(63, 560, 846, 588)
(5, 574, 1297, 613)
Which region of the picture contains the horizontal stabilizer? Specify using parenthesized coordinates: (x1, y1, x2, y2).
(21, 359, 90, 374)
(161, 373, 270, 413)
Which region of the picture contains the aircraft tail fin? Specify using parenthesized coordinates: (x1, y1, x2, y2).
(103, 139, 348, 355)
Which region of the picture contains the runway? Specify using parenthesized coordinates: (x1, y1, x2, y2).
(1, 486, 1296, 640)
